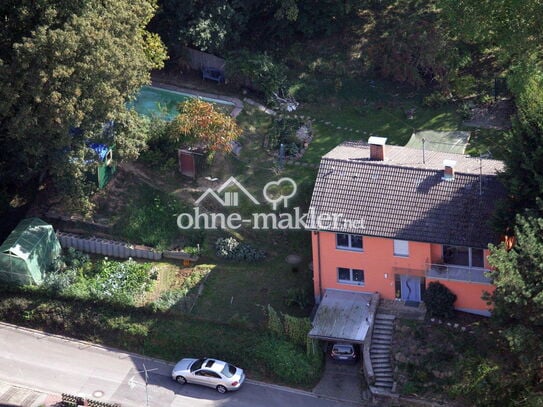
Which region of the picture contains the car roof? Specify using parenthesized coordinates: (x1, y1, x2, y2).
(203, 358, 227, 373)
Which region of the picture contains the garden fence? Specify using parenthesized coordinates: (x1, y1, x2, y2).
(183, 47, 225, 70)
(56, 232, 162, 260)
(61, 393, 121, 407)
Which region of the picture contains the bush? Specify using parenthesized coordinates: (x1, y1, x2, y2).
(283, 287, 309, 309)
(266, 304, 283, 336)
(226, 50, 288, 102)
(423, 91, 451, 108)
(423, 282, 457, 318)
(253, 337, 322, 385)
(285, 142, 300, 157)
(457, 101, 474, 120)
(44, 248, 92, 293)
(215, 237, 265, 262)
(283, 314, 311, 348)
(138, 118, 177, 171)
(450, 74, 477, 98)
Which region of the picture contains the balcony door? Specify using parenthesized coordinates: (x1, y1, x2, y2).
(443, 246, 484, 268)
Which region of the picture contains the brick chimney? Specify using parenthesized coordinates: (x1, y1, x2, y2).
(442, 159, 456, 181)
(368, 136, 387, 161)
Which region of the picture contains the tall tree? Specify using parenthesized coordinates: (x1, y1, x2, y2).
(488, 207, 543, 326)
(0, 0, 166, 212)
(439, 0, 543, 64)
(151, 0, 355, 56)
(493, 61, 543, 229)
(487, 208, 543, 395)
(367, 0, 457, 88)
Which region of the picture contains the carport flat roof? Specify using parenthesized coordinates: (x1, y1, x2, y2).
(309, 289, 377, 344)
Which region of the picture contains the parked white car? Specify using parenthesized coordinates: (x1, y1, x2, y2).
(171, 358, 245, 393)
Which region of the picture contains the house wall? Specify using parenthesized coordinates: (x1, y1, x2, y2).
(427, 278, 493, 316)
(312, 231, 494, 315)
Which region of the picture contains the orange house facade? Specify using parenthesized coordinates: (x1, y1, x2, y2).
(311, 232, 495, 315)
(308, 139, 505, 316)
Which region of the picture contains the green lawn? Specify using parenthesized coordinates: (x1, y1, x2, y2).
(193, 230, 314, 325)
(297, 87, 463, 164)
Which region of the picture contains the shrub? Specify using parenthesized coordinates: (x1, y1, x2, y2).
(183, 246, 201, 256)
(266, 304, 283, 336)
(44, 248, 91, 293)
(283, 314, 311, 348)
(43, 267, 78, 293)
(269, 115, 305, 150)
(214, 237, 266, 262)
(450, 74, 477, 98)
(423, 91, 451, 108)
(457, 101, 474, 120)
(225, 50, 288, 102)
(285, 142, 300, 157)
(283, 287, 309, 309)
(478, 93, 494, 106)
(253, 337, 322, 385)
(423, 281, 457, 318)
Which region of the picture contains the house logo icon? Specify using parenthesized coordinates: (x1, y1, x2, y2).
(195, 176, 260, 207)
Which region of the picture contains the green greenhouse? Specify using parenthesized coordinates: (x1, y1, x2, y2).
(0, 218, 61, 285)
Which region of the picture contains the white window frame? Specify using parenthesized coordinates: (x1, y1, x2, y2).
(393, 239, 409, 257)
(336, 233, 363, 251)
(337, 267, 365, 285)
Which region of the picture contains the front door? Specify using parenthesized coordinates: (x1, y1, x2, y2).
(400, 275, 421, 302)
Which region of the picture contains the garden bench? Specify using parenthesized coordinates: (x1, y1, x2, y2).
(201, 66, 224, 83)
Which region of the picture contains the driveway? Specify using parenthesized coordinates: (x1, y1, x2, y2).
(313, 357, 367, 404)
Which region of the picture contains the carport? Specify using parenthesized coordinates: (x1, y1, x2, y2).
(309, 289, 379, 344)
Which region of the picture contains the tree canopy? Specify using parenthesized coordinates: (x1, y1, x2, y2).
(151, 0, 354, 55)
(168, 99, 242, 153)
(488, 207, 543, 326)
(439, 0, 543, 64)
(0, 0, 166, 211)
(487, 208, 543, 393)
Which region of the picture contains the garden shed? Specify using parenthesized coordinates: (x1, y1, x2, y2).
(0, 218, 61, 285)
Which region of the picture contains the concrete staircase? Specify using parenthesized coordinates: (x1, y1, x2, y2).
(369, 313, 395, 391)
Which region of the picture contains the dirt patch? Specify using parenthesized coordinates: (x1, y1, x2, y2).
(463, 99, 515, 130)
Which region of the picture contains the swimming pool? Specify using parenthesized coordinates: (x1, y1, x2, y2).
(131, 86, 235, 120)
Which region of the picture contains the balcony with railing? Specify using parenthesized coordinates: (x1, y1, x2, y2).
(426, 263, 492, 284)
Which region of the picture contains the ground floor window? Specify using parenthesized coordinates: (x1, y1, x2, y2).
(338, 267, 365, 285)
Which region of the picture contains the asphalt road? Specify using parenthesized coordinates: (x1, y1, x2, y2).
(0, 323, 360, 407)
